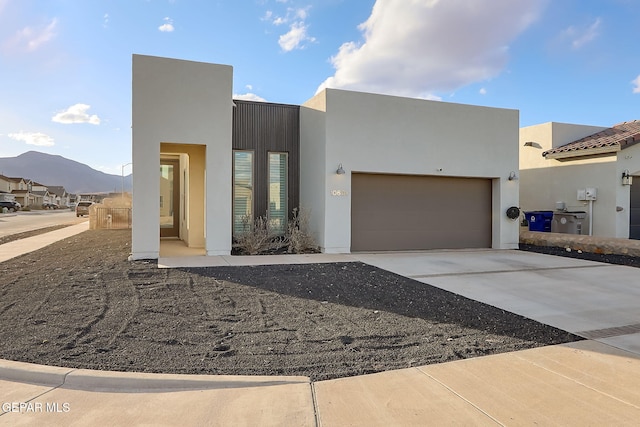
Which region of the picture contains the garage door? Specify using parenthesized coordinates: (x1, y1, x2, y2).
(351, 173, 492, 251)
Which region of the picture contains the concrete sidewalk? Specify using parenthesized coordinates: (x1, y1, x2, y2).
(0, 221, 89, 263)
(3, 232, 640, 424)
(2, 340, 640, 425)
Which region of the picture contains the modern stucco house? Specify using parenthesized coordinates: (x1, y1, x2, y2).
(520, 121, 640, 239)
(131, 54, 520, 260)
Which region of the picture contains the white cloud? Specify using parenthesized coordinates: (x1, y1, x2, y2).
(267, 6, 310, 26)
(632, 75, 640, 94)
(4, 18, 58, 53)
(158, 17, 174, 32)
(233, 93, 267, 102)
(265, 6, 315, 50)
(8, 131, 55, 147)
(246, 84, 253, 90)
(103, 13, 110, 28)
(317, 0, 546, 98)
(279, 21, 315, 51)
(479, 88, 487, 95)
(295, 8, 308, 20)
(52, 104, 101, 125)
(424, 94, 442, 101)
(563, 18, 601, 49)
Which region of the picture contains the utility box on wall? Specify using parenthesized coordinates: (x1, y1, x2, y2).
(577, 188, 597, 201)
(552, 211, 587, 234)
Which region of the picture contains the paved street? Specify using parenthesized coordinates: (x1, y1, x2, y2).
(0, 210, 84, 237)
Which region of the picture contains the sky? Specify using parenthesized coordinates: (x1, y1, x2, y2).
(0, 0, 639, 175)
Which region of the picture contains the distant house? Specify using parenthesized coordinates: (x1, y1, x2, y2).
(48, 186, 71, 207)
(0, 175, 17, 204)
(30, 181, 48, 192)
(30, 190, 49, 207)
(520, 120, 640, 239)
(0, 175, 11, 194)
(0, 175, 34, 206)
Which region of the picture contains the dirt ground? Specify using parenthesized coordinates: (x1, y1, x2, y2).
(0, 230, 582, 381)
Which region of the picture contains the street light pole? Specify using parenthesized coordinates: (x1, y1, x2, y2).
(121, 162, 132, 198)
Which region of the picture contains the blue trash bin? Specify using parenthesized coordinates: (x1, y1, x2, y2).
(524, 211, 553, 232)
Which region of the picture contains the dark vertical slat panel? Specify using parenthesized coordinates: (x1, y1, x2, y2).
(232, 100, 300, 220)
(630, 180, 640, 239)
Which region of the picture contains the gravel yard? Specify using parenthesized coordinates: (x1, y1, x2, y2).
(0, 230, 581, 381)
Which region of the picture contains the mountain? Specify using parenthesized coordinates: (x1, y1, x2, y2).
(0, 151, 132, 194)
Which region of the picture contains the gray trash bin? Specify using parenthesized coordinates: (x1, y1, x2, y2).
(552, 211, 587, 234)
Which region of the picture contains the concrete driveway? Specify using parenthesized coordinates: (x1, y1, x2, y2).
(4, 236, 640, 424)
(354, 249, 640, 355)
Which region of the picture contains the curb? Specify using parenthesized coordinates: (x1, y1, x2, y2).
(0, 359, 310, 392)
(0, 359, 72, 387)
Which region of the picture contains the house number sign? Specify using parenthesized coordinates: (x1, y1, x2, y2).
(331, 190, 348, 196)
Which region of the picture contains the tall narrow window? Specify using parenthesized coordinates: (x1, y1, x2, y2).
(268, 152, 288, 234)
(233, 150, 253, 235)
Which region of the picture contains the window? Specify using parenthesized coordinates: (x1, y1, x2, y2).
(268, 152, 288, 234)
(233, 150, 253, 235)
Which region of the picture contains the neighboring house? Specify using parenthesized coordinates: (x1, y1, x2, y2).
(0, 175, 10, 193)
(0, 175, 36, 206)
(10, 190, 29, 206)
(131, 54, 520, 260)
(31, 182, 48, 192)
(520, 120, 640, 239)
(48, 186, 71, 206)
(6, 177, 27, 192)
(31, 190, 49, 206)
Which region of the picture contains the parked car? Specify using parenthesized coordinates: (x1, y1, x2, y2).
(42, 203, 59, 210)
(76, 201, 94, 217)
(0, 201, 20, 212)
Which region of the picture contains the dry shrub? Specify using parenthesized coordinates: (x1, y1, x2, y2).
(234, 215, 285, 255)
(286, 208, 318, 254)
(233, 208, 318, 255)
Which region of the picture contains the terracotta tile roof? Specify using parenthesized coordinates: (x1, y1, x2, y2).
(543, 120, 640, 158)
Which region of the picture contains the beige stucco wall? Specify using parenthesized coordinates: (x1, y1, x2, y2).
(519, 122, 640, 238)
(301, 89, 520, 252)
(299, 91, 327, 248)
(131, 55, 232, 259)
(160, 143, 206, 249)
